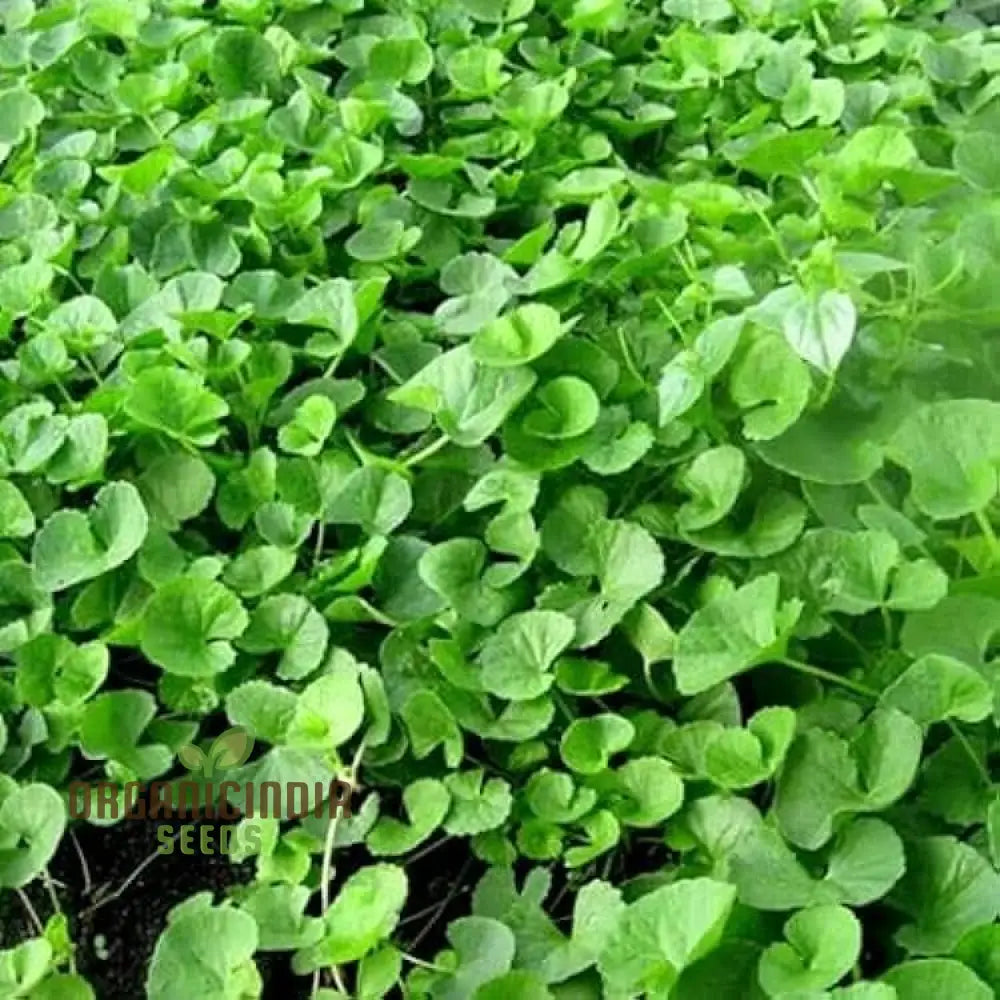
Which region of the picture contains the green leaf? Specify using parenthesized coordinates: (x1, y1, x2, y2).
(239, 884, 324, 952)
(32, 482, 148, 592)
(209, 27, 280, 98)
(1, 402, 68, 475)
(953, 132, 1000, 192)
(478, 610, 576, 700)
(138, 452, 215, 529)
(758, 905, 862, 996)
(601, 757, 685, 827)
(425, 917, 516, 1000)
(561, 714, 635, 775)
(146, 895, 260, 1000)
(0, 87, 45, 144)
(731, 818, 906, 911)
(367, 778, 450, 857)
(0, 481, 34, 538)
(79, 689, 170, 776)
(757, 285, 857, 375)
(368, 37, 433, 86)
(390, 345, 536, 446)
(756, 407, 887, 486)
(775, 708, 922, 850)
(278, 395, 336, 456)
(327, 467, 412, 536)
(443, 770, 513, 836)
(141, 577, 248, 676)
(419, 538, 513, 626)
(0, 938, 53, 996)
(879, 655, 992, 725)
(288, 279, 359, 345)
(676, 445, 746, 532)
(286, 665, 365, 749)
(44, 296, 116, 351)
(0, 783, 66, 888)
(473, 971, 552, 1000)
(887, 400, 1000, 520)
(15, 634, 108, 707)
(223, 545, 296, 597)
(522, 377, 601, 441)
(881, 960, 991, 1000)
(401, 690, 463, 768)
(892, 836, 1000, 955)
(295, 864, 407, 969)
(124, 368, 229, 447)
(729, 331, 812, 441)
(239, 594, 328, 680)
(0, 562, 51, 654)
(954, 924, 1000, 994)
(597, 878, 736, 998)
(225, 680, 298, 745)
(471, 304, 566, 367)
(673, 574, 801, 695)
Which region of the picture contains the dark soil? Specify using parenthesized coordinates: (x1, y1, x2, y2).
(0, 808, 484, 999)
(0, 813, 273, 1000)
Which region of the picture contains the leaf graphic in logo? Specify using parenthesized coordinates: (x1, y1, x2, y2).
(208, 726, 254, 773)
(177, 743, 206, 774)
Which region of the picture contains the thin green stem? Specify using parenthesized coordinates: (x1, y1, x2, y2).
(643, 659, 668, 703)
(653, 296, 687, 342)
(315, 738, 368, 998)
(830, 619, 874, 666)
(403, 434, 450, 469)
(16, 889, 44, 936)
(400, 951, 449, 972)
(52, 377, 76, 409)
(313, 520, 326, 566)
(750, 202, 792, 268)
(616, 326, 643, 385)
(816, 373, 836, 408)
(322, 351, 344, 379)
(862, 479, 933, 559)
(780, 658, 878, 699)
(947, 721, 994, 790)
(974, 508, 1000, 567)
(553, 691, 575, 723)
(42, 869, 75, 973)
(881, 606, 895, 649)
(78, 354, 104, 386)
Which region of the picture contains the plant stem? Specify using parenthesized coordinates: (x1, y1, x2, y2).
(69, 829, 92, 896)
(400, 951, 448, 972)
(780, 658, 878, 699)
(52, 377, 76, 408)
(830, 619, 873, 666)
(81, 840, 170, 917)
(974, 508, 1000, 567)
(403, 434, 450, 468)
(315, 738, 368, 998)
(16, 889, 44, 935)
(881, 606, 895, 649)
(313, 520, 326, 566)
(399, 883, 471, 928)
(78, 354, 104, 386)
(322, 352, 344, 378)
(947, 721, 994, 789)
(42, 869, 75, 972)
(408, 856, 472, 953)
(403, 835, 451, 867)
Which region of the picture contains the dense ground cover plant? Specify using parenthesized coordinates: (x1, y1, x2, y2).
(2, 0, 1000, 996)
